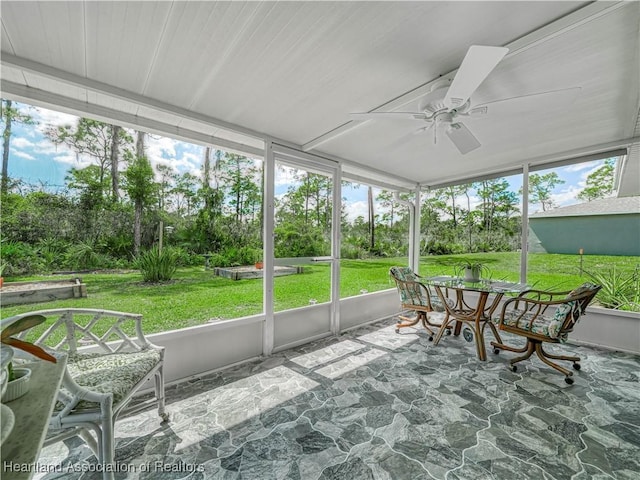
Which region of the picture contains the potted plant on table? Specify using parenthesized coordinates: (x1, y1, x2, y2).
(432, 256, 494, 283)
(1, 315, 57, 402)
(458, 260, 486, 283)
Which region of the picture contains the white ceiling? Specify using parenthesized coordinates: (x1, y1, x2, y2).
(1, 1, 639, 192)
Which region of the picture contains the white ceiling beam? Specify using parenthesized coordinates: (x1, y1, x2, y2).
(1, 53, 417, 189)
(423, 137, 640, 189)
(1, 80, 265, 158)
(1, 52, 270, 144)
(302, 1, 628, 152)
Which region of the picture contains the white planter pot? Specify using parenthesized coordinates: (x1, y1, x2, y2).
(2, 367, 31, 402)
(463, 266, 481, 282)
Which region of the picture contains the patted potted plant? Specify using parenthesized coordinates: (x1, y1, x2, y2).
(1, 315, 57, 402)
(458, 260, 486, 283)
(432, 256, 493, 283)
(254, 251, 263, 270)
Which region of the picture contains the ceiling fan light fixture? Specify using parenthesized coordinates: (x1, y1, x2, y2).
(446, 123, 481, 155)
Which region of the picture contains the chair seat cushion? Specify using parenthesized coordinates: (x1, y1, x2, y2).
(401, 292, 453, 311)
(494, 307, 571, 341)
(62, 349, 162, 410)
(430, 296, 454, 312)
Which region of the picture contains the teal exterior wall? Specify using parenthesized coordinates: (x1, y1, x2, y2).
(529, 213, 640, 256)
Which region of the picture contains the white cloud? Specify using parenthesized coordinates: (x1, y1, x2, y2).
(26, 105, 77, 134)
(54, 152, 87, 167)
(345, 200, 368, 221)
(561, 160, 600, 173)
(577, 163, 602, 184)
(275, 165, 299, 187)
(550, 185, 583, 208)
(146, 136, 180, 159)
(11, 137, 35, 149)
(12, 150, 35, 161)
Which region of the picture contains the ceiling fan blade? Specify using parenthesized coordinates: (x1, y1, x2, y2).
(470, 87, 582, 116)
(350, 112, 425, 120)
(414, 123, 435, 134)
(444, 45, 509, 109)
(446, 122, 481, 155)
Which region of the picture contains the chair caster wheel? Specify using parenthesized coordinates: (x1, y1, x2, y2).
(396, 319, 402, 324)
(462, 328, 474, 343)
(395, 329, 400, 334)
(573, 363, 581, 371)
(511, 365, 517, 372)
(565, 377, 574, 385)
(428, 336, 433, 342)
(493, 348, 500, 355)
(160, 412, 170, 423)
(445, 329, 452, 335)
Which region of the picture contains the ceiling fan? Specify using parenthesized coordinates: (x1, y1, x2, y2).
(350, 45, 581, 155)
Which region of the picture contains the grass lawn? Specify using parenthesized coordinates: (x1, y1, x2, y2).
(2, 253, 637, 336)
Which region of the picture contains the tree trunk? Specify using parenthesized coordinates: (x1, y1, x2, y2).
(133, 131, 146, 256)
(368, 186, 375, 250)
(134, 201, 143, 256)
(110, 125, 121, 201)
(1, 100, 13, 196)
(203, 146, 211, 210)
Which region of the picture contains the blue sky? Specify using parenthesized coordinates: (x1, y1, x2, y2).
(4, 102, 605, 217)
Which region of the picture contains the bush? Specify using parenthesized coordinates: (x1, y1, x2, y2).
(203, 246, 262, 267)
(135, 247, 178, 282)
(423, 240, 464, 255)
(64, 241, 102, 270)
(585, 266, 640, 312)
(0, 240, 43, 276)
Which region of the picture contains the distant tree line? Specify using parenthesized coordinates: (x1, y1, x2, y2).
(0, 101, 616, 276)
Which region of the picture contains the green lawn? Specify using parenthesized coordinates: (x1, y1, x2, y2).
(2, 253, 637, 336)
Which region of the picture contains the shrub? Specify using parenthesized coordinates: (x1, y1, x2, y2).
(64, 241, 101, 270)
(36, 237, 67, 271)
(584, 266, 640, 312)
(135, 247, 178, 283)
(169, 246, 202, 267)
(0, 240, 43, 276)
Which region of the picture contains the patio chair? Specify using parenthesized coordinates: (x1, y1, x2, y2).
(491, 283, 601, 384)
(1, 308, 168, 480)
(389, 266, 453, 341)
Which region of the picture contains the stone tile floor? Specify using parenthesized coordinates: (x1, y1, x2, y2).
(36, 317, 640, 479)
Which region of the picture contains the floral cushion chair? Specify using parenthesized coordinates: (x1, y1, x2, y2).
(491, 283, 601, 384)
(1, 308, 167, 480)
(389, 266, 453, 341)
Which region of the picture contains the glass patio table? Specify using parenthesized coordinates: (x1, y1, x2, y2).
(420, 276, 529, 361)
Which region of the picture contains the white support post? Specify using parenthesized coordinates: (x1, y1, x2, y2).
(263, 141, 275, 356)
(520, 164, 529, 284)
(331, 166, 342, 335)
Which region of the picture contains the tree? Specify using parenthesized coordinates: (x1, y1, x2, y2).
(376, 190, 396, 227)
(526, 172, 565, 212)
(577, 159, 615, 202)
(124, 131, 156, 256)
(1, 99, 37, 196)
(172, 173, 200, 216)
(46, 118, 132, 202)
(65, 165, 109, 211)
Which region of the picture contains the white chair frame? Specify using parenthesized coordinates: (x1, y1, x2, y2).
(1, 308, 167, 480)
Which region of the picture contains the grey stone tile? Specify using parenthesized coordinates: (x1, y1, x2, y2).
(34, 318, 640, 480)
